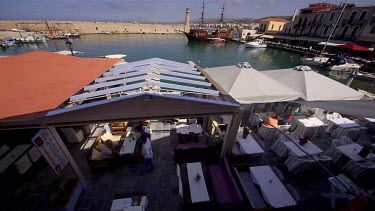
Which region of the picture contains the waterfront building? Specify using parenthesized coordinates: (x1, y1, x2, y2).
(281, 2, 375, 47)
(258, 18, 289, 34)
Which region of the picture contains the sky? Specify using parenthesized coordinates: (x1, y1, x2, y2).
(1, 0, 374, 23)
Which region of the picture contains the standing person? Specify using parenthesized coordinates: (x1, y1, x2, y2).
(135, 125, 151, 140)
(141, 135, 153, 174)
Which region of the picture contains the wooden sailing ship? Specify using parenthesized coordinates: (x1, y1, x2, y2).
(184, 2, 233, 42)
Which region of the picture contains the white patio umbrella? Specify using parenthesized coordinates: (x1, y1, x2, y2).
(262, 68, 364, 101)
(203, 63, 301, 104)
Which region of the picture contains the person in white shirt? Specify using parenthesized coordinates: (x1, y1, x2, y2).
(141, 135, 153, 173)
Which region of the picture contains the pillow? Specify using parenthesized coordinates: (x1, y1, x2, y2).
(100, 132, 114, 142)
(0, 144, 10, 157)
(91, 148, 102, 160)
(95, 142, 104, 152)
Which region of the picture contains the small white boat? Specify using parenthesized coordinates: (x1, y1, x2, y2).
(301, 56, 329, 66)
(16, 36, 46, 43)
(64, 33, 80, 38)
(245, 39, 267, 48)
(207, 37, 225, 43)
(101, 54, 127, 65)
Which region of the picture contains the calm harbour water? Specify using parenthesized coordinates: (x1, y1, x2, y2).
(1, 33, 374, 92)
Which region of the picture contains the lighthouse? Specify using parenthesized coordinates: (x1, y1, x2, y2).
(185, 8, 190, 33)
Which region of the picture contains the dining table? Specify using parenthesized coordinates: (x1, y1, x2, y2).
(283, 139, 323, 157)
(178, 162, 214, 205)
(176, 124, 203, 135)
(336, 143, 375, 162)
(249, 166, 296, 208)
(292, 117, 327, 138)
(236, 129, 264, 155)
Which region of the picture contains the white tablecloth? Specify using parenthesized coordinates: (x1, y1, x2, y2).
(326, 118, 362, 138)
(249, 166, 296, 208)
(284, 139, 323, 157)
(292, 117, 327, 138)
(176, 124, 203, 134)
(236, 130, 264, 155)
(336, 143, 375, 162)
(186, 162, 210, 203)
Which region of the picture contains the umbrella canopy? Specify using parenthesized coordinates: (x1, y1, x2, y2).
(203, 64, 301, 104)
(334, 43, 372, 51)
(262, 68, 364, 101)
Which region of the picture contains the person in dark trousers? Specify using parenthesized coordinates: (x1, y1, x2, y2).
(140, 135, 153, 174)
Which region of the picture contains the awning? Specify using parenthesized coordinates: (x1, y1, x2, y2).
(295, 36, 326, 43)
(260, 35, 274, 39)
(334, 43, 373, 51)
(318, 40, 351, 46)
(273, 35, 297, 40)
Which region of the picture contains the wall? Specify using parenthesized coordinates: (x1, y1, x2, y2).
(0, 20, 188, 35)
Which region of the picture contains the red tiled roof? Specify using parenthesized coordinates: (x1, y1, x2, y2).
(260, 18, 289, 23)
(0, 50, 120, 120)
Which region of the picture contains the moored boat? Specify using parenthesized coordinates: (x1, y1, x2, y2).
(301, 56, 329, 66)
(323, 55, 362, 72)
(207, 37, 225, 43)
(64, 33, 81, 38)
(245, 39, 267, 48)
(16, 36, 46, 43)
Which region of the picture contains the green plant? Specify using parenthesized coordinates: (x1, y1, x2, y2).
(308, 110, 315, 117)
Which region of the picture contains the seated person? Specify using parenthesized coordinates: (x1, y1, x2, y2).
(101, 139, 118, 159)
(278, 115, 292, 125)
(265, 113, 279, 128)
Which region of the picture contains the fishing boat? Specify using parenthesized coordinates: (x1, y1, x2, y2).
(184, 2, 233, 42)
(55, 50, 85, 57)
(2, 39, 17, 47)
(245, 39, 267, 48)
(207, 37, 225, 43)
(16, 36, 46, 43)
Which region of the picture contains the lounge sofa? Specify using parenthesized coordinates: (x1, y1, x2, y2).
(208, 158, 245, 209)
(87, 131, 122, 169)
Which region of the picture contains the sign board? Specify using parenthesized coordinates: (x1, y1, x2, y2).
(32, 128, 68, 174)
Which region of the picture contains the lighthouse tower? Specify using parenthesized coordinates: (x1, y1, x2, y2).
(185, 8, 190, 32)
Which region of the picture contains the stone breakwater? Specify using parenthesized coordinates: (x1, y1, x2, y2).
(0, 20, 189, 34)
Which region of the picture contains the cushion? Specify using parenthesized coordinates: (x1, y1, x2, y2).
(14, 154, 32, 174)
(101, 132, 114, 142)
(0, 144, 10, 157)
(112, 135, 121, 142)
(27, 146, 42, 162)
(91, 148, 102, 160)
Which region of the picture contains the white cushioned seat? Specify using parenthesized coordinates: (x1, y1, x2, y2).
(14, 154, 32, 174)
(27, 146, 42, 162)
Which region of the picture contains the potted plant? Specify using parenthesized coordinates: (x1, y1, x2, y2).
(242, 126, 250, 139)
(48, 175, 84, 211)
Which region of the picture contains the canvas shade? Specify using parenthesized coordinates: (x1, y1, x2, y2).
(262, 68, 363, 101)
(203, 65, 301, 104)
(334, 43, 372, 51)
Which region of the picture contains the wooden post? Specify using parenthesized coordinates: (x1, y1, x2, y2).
(220, 107, 244, 158)
(48, 127, 87, 189)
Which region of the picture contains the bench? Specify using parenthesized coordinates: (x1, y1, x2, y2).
(208, 158, 245, 209)
(233, 166, 268, 210)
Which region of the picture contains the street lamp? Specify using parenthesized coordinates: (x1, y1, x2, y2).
(65, 41, 74, 56)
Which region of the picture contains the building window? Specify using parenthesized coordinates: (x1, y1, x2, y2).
(350, 26, 359, 37)
(284, 27, 288, 33)
(370, 26, 375, 34)
(319, 14, 324, 22)
(313, 14, 318, 22)
(279, 25, 282, 30)
(359, 11, 368, 21)
(271, 24, 274, 29)
(323, 26, 329, 35)
(288, 28, 291, 33)
(329, 13, 335, 21)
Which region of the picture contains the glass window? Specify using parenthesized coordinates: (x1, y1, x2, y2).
(313, 14, 318, 22)
(359, 11, 368, 21)
(319, 14, 325, 22)
(279, 25, 282, 30)
(329, 13, 335, 21)
(323, 26, 329, 35)
(370, 26, 375, 34)
(271, 24, 274, 29)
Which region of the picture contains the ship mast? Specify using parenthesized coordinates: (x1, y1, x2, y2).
(220, 3, 225, 26)
(45, 20, 53, 36)
(200, 2, 205, 28)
